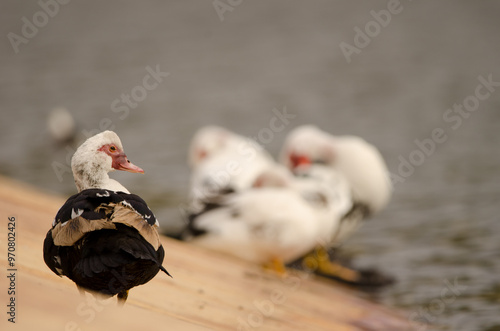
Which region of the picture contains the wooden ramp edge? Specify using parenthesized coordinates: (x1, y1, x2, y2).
(0, 176, 412, 331)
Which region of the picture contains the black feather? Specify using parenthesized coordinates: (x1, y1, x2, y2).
(43, 190, 170, 298)
(183, 202, 225, 238)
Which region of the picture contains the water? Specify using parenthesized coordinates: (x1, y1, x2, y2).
(1, 1, 500, 329)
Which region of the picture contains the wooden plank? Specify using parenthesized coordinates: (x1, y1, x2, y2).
(0, 176, 412, 330)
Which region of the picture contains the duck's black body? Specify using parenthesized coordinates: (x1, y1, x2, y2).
(43, 189, 169, 300)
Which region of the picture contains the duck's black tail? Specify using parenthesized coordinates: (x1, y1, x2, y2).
(159, 265, 172, 278)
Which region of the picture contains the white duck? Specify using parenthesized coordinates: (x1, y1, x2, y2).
(183, 164, 351, 273)
(280, 125, 392, 242)
(47, 107, 77, 143)
(188, 126, 275, 206)
(278, 126, 393, 283)
(43, 131, 170, 303)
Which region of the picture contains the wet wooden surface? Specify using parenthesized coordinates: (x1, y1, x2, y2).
(0, 176, 412, 331)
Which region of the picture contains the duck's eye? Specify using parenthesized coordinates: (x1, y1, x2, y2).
(109, 145, 117, 152)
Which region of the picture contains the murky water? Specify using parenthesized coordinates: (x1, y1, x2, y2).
(1, 1, 500, 330)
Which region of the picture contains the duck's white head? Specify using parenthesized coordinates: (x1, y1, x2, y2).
(280, 125, 335, 171)
(282, 126, 392, 213)
(188, 125, 250, 169)
(71, 131, 144, 193)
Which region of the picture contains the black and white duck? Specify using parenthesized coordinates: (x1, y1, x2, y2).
(43, 130, 170, 303)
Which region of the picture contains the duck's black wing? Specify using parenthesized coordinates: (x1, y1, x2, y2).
(43, 189, 170, 297)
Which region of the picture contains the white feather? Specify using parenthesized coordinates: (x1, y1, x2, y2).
(71, 208, 84, 219)
(189, 187, 322, 265)
(120, 200, 133, 209)
(291, 165, 353, 246)
(281, 125, 392, 214)
(96, 191, 110, 198)
(188, 126, 275, 205)
(47, 107, 76, 142)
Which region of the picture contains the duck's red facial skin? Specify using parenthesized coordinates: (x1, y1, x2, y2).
(99, 144, 144, 174)
(289, 152, 311, 169)
(197, 149, 208, 162)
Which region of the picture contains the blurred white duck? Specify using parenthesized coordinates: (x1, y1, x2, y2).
(183, 164, 352, 274)
(290, 164, 352, 246)
(47, 107, 77, 143)
(280, 125, 392, 243)
(188, 126, 275, 205)
(278, 126, 392, 283)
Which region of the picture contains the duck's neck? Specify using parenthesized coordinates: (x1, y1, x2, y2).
(72, 162, 129, 193)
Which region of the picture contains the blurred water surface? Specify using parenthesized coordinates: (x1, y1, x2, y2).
(1, 1, 500, 330)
